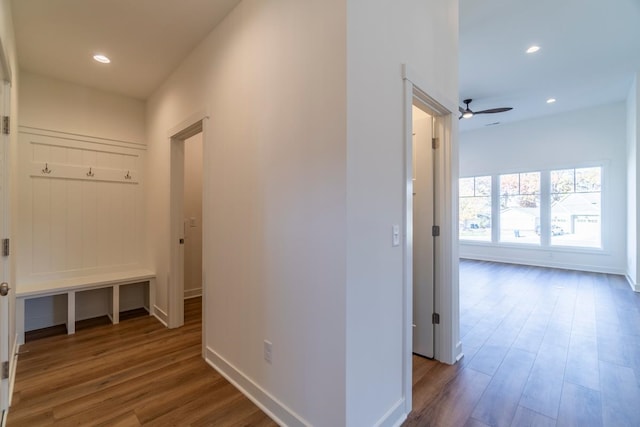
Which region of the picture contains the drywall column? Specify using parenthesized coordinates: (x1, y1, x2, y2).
(627, 73, 640, 290)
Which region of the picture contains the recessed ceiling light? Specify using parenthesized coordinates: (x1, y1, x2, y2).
(526, 45, 540, 54)
(546, 98, 556, 104)
(93, 54, 111, 64)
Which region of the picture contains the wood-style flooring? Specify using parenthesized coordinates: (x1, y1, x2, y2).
(9, 261, 640, 426)
(405, 260, 640, 427)
(8, 297, 277, 426)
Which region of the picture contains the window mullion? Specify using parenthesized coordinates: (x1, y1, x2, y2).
(540, 171, 551, 247)
(492, 174, 500, 243)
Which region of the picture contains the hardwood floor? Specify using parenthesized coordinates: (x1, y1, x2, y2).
(8, 297, 277, 426)
(405, 260, 640, 427)
(9, 262, 640, 426)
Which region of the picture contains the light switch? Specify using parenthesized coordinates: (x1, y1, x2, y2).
(392, 224, 400, 247)
(189, 217, 197, 227)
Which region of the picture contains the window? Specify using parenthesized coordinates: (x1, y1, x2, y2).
(459, 176, 491, 241)
(499, 172, 540, 244)
(550, 167, 601, 248)
(459, 166, 602, 250)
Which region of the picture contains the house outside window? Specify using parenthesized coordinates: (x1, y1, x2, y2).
(499, 172, 540, 244)
(459, 166, 602, 250)
(550, 167, 601, 248)
(459, 176, 491, 241)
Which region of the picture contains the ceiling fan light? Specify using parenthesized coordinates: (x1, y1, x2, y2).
(462, 111, 474, 119)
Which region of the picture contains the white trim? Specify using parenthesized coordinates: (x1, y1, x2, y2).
(153, 305, 168, 326)
(205, 346, 309, 427)
(400, 64, 461, 418)
(373, 398, 407, 427)
(18, 126, 145, 149)
(460, 255, 625, 276)
(8, 334, 17, 407)
(626, 274, 639, 292)
(167, 109, 210, 138)
(168, 111, 208, 330)
(184, 288, 202, 299)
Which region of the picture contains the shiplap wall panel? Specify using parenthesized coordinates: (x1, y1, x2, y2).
(18, 128, 146, 286)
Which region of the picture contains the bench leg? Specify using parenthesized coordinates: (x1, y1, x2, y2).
(112, 285, 120, 325)
(67, 291, 76, 335)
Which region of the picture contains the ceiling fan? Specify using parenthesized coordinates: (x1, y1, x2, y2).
(459, 98, 512, 119)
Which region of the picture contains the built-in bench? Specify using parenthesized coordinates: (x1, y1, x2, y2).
(16, 269, 156, 345)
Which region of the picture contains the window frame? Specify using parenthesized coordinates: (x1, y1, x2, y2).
(459, 163, 605, 252)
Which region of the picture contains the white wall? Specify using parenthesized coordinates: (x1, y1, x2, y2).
(183, 133, 202, 298)
(19, 72, 145, 143)
(146, 1, 346, 425)
(147, 0, 458, 425)
(460, 102, 628, 274)
(627, 74, 639, 289)
(16, 73, 148, 329)
(345, 0, 458, 425)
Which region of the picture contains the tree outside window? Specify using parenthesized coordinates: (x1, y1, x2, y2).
(500, 172, 540, 244)
(459, 176, 491, 241)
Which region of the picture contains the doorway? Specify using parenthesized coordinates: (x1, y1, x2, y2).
(402, 67, 459, 417)
(169, 117, 207, 353)
(412, 104, 435, 359)
(0, 78, 9, 421)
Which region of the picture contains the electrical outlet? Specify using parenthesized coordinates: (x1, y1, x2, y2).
(263, 340, 273, 364)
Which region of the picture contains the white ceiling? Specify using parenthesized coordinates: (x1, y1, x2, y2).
(459, 0, 640, 132)
(11, 0, 640, 128)
(11, 0, 241, 99)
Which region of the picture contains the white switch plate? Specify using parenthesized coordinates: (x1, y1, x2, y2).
(264, 340, 273, 364)
(392, 224, 400, 247)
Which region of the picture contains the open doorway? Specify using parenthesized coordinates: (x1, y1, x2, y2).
(402, 67, 459, 417)
(169, 117, 206, 353)
(412, 104, 435, 359)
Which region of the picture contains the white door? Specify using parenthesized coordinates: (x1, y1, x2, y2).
(0, 80, 9, 415)
(412, 107, 435, 358)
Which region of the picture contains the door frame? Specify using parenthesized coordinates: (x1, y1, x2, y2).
(0, 35, 12, 421)
(402, 64, 460, 415)
(168, 112, 208, 354)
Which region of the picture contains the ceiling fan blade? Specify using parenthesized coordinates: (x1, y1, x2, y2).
(459, 106, 466, 114)
(474, 107, 513, 115)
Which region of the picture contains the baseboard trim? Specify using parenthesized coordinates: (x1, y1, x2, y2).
(205, 346, 309, 427)
(374, 398, 407, 427)
(152, 305, 168, 327)
(459, 254, 624, 275)
(183, 288, 202, 299)
(455, 341, 464, 362)
(626, 274, 640, 292)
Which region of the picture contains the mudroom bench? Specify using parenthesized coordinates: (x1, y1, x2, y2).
(16, 269, 156, 345)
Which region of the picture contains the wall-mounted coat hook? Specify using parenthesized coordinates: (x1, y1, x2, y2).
(86, 167, 94, 177)
(42, 163, 52, 174)
(124, 171, 132, 180)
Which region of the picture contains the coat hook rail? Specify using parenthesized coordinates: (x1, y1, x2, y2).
(125, 171, 132, 180)
(42, 163, 52, 174)
(86, 167, 94, 177)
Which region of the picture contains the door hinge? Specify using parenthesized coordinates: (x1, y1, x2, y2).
(432, 137, 438, 149)
(432, 313, 440, 325)
(432, 225, 440, 237)
(2, 116, 9, 135)
(1, 238, 8, 257)
(1, 361, 8, 380)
